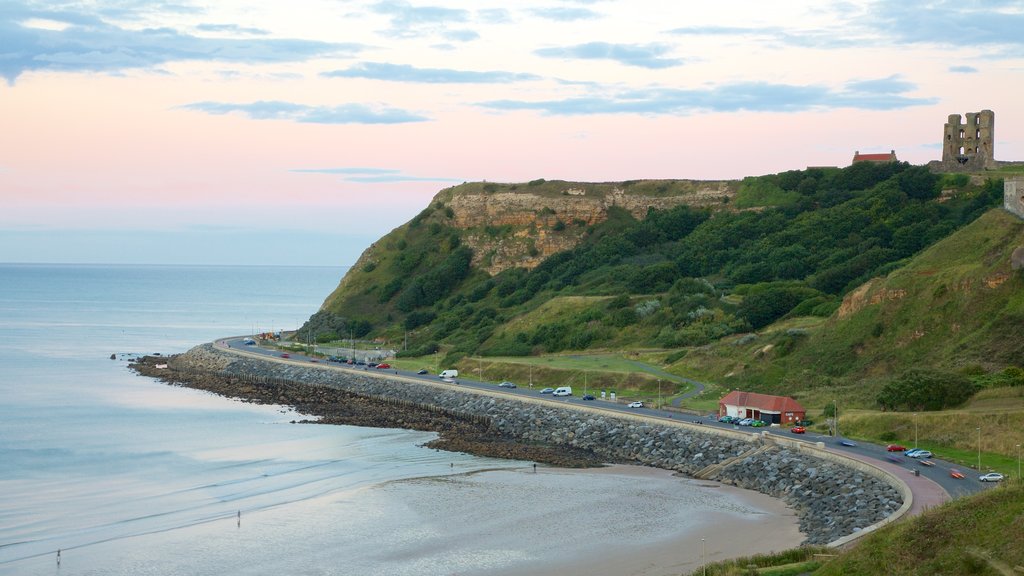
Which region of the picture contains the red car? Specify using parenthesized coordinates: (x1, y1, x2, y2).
(280, 353, 290, 358)
(790, 426, 806, 434)
(886, 444, 907, 452)
(376, 363, 391, 369)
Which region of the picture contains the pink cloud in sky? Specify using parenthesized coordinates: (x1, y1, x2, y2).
(1, 0, 1023, 265)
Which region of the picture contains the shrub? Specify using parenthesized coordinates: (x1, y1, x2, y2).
(877, 369, 979, 411)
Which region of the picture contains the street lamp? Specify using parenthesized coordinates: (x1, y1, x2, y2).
(976, 427, 981, 471)
(701, 537, 706, 576)
(1017, 444, 1021, 480)
(834, 398, 839, 438)
(913, 409, 921, 446)
(658, 379, 662, 409)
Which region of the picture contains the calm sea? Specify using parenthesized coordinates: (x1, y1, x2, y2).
(0, 264, 527, 575)
(0, 264, 792, 576)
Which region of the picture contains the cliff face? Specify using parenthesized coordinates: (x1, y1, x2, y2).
(318, 178, 738, 318)
(443, 180, 736, 275)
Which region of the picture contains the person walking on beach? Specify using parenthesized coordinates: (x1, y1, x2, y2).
(56, 549, 61, 566)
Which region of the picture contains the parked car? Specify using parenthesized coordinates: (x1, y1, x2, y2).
(627, 401, 644, 408)
(376, 363, 391, 369)
(751, 420, 766, 427)
(979, 472, 1004, 482)
(582, 395, 596, 401)
(417, 369, 428, 375)
(540, 387, 555, 394)
(368, 362, 378, 368)
(904, 448, 924, 457)
(738, 418, 754, 426)
(280, 353, 290, 358)
(719, 415, 734, 423)
(790, 426, 806, 434)
(908, 450, 933, 459)
(886, 444, 907, 452)
(498, 381, 517, 388)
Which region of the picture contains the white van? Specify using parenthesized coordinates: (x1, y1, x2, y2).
(439, 369, 459, 379)
(553, 386, 572, 397)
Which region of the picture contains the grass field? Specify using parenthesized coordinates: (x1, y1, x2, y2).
(813, 480, 1024, 575)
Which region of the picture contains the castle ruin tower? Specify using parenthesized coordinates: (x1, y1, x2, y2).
(942, 110, 995, 171)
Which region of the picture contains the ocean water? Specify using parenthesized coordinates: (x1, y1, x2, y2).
(0, 264, 799, 576)
(0, 264, 529, 575)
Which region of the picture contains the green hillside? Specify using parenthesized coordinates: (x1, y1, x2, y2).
(814, 482, 1024, 576)
(301, 162, 1006, 370)
(672, 207, 1024, 407)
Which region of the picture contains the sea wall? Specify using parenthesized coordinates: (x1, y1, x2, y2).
(172, 344, 905, 545)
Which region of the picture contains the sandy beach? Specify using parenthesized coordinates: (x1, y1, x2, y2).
(373, 464, 804, 576)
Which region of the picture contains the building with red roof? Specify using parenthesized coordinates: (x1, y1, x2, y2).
(852, 150, 898, 164)
(719, 391, 806, 425)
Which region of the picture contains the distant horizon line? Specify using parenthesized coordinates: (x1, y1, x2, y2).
(0, 261, 353, 268)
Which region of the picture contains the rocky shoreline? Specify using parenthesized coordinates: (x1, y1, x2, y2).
(132, 354, 610, 468)
(132, 344, 905, 545)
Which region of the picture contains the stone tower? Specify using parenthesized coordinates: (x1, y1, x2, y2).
(942, 110, 995, 170)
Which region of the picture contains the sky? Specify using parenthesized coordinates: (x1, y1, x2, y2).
(1, 0, 1023, 266)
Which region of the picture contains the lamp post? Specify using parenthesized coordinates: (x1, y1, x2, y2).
(701, 537, 706, 576)
(658, 379, 662, 409)
(976, 427, 981, 471)
(1017, 444, 1021, 480)
(913, 413, 918, 448)
(834, 398, 839, 438)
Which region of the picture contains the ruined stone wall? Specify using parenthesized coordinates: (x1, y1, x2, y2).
(1005, 177, 1024, 220)
(941, 110, 996, 171)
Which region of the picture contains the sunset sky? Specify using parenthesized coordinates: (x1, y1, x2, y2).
(2, 0, 1023, 266)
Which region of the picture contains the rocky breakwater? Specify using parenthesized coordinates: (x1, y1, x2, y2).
(144, 344, 903, 545)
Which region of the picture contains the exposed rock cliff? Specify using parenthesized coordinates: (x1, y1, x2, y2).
(438, 179, 736, 275)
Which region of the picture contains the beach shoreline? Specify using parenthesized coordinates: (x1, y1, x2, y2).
(132, 354, 617, 468)
(130, 353, 808, 574)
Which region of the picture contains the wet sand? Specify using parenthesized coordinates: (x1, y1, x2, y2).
(377, 464, 804, 576)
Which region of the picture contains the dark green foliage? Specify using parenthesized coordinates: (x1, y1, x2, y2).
(315, 331, 338, 343)
(378, 277, 403, 303)
(737, 285, 821, 329)
(395, 246, 473, 312)
(350, 319, 372, 338)
(552, 219, 566, 231)
(404, 310, 436, 330)
(896, 165, 940, 199)
(396, 342, 439, 358)
(876, 369, 979, 411)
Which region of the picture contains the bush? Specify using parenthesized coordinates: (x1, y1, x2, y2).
(877, 369, 979, 411)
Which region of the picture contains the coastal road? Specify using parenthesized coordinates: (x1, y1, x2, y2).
(218, 337, 988, 504)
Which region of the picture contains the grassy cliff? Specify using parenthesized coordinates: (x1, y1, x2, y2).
(671, 208, 1024, 409)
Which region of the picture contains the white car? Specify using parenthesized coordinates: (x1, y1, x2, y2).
(979, 472, 1004, 482)
(908, 450, 933, 459)
(627, 401, 644, 408)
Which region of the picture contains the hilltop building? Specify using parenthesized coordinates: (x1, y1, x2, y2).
(718, 391, 805, 425)
(940, 110, 996, 171)
(852, 150, 898, 164)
